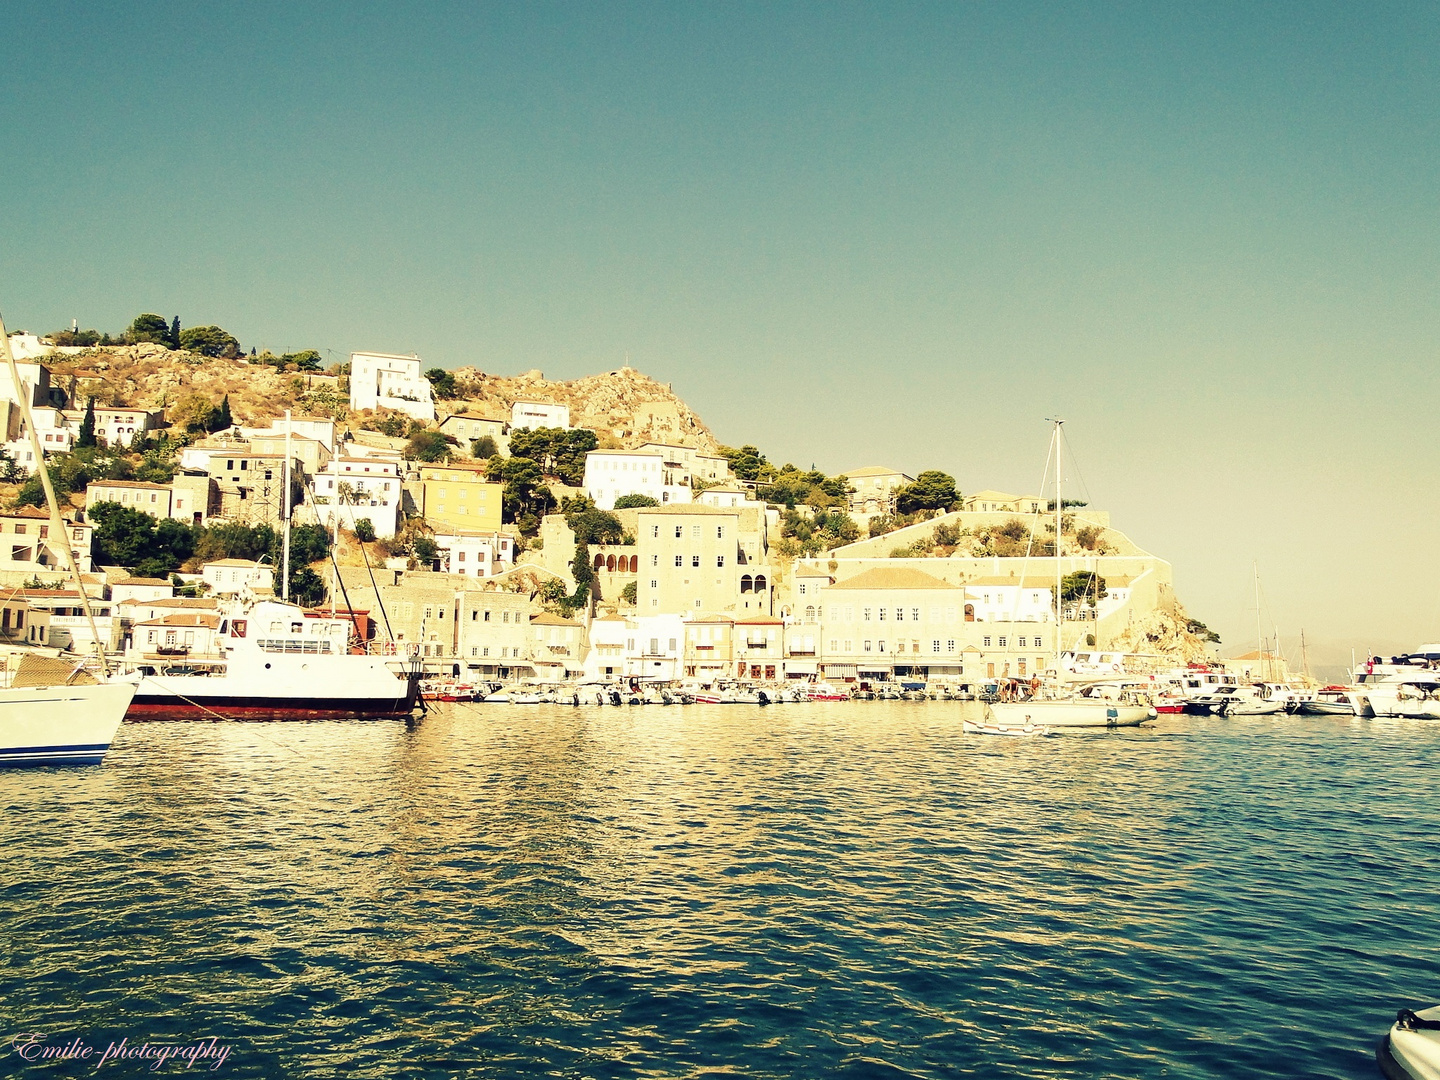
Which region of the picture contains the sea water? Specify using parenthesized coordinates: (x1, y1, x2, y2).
(2, 702, 1437, 1078)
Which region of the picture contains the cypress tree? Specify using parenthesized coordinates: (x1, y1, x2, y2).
(168, 316, 181, 349)
(77, 398, 97, 448)
(218, 394, 232, 429)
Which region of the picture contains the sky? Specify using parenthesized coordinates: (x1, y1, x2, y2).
(2, 1, 1436, 663)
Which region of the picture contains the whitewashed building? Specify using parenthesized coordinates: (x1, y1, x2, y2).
(201, 559, 276, 595)
(510, 400, 569, 431)
(312, 457, 402, 538)
(432, 531, 514, 578)
(349, 352, 435, 421)
(583, 450, 693, 510)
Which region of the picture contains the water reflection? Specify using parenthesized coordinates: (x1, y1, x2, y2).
(1, 703, 1438, 1078)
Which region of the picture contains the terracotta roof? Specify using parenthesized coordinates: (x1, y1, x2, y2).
(88, 480, 170, 491)
(828, 567, 962, 592)
(135, 613, 221, 628)
(115, 577, 173, 587)
(734, 615, 783, 625)
(145, 597, 220, 610)
(204, 559, 263, 568)
(0, 506, 53, 519)
(795, 565, 835, 578)
(530, 613, 581, 626)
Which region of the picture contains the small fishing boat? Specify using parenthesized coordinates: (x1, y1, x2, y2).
(962, 718, 1051, 738)
(1378, 1005, 1440, 1080)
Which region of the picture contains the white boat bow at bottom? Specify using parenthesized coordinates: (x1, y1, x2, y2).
(1379, 1005, 1440, 1080)
(987, 699, 1154, 728)
(962, 718, 1052, 738)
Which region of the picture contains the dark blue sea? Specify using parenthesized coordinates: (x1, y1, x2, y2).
(2, 703, 1437, 1078)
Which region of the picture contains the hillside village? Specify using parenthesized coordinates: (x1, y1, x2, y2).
(0, 316, 1219, 684)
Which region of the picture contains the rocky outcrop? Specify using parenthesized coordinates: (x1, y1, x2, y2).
(40, 346, 323, 425)
(447, 366, 719, 451)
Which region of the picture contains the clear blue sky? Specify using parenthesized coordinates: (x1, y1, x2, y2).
(3, 2, 1436, 660)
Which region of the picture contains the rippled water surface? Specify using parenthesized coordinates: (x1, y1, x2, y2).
(3, 703, 1439, 1078)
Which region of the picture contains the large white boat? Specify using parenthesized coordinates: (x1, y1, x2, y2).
(126, 598, 421, 721)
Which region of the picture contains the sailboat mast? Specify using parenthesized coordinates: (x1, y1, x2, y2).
(1054, 418, 1063, 671)
(0, 313, 110, 674)
(1254, 562, 1263, 681)
(281, 409, 292, 602)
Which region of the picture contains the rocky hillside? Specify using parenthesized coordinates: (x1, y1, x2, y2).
(40, 348, 722, 450)
(40, 345, 333, 425)
(447, 366, 719, 451)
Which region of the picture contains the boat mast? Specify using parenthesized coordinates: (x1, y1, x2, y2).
(0, 312, 109, 675)
(281, 409, 292, 602)
(1052, 417, 1063, 672)
(1254, 562, 1263, 681)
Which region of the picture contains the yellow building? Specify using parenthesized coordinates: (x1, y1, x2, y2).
(418, 465, 503, 531)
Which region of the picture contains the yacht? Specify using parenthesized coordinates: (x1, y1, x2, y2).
(126, 598, 421, 721)
(1367, 672, 1440, 720)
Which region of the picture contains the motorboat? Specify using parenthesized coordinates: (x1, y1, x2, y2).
(1378, 1005, 1440, 1080)
(1296, 686, 1371, 717)
(987, 698, 1152, 728)
(1366, 672, 1440, 719)
(805, 682, 850, 702)
(962, 718, 1051, 738)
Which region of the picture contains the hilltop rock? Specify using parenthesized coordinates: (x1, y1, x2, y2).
(447, 366, 719, 451)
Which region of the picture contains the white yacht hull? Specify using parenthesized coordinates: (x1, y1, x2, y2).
(987, 701, 1153, 728)
(0, 681, 137, 767)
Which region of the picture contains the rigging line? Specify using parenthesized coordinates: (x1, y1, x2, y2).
(304, 476, 365, 647)
(1058, 426, 1094, 508)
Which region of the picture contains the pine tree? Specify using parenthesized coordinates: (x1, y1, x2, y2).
(168, 316, 181, 349)
(77, 398, 97, 448)
(218, 394, 232, 429)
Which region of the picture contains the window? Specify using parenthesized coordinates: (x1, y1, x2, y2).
(864, 640, 872, 652)
(830, 639, 838, 651)
(675, 526, 683, 538)
(895, 608, 903, 621)
(912, 608, 920, 622)
(983, 636, 991, 647)
(1035, 637, 1043, 649)
(675, 555, 683, 567)
(650, 580, 658, 589)
(878, 640, 886, 652)
(691, 555, 699, 567)
(1018, 637, 1027, 647)
(691, 525, 700, 539)
(932, 640, 941, 653)
(999, 636, 1007, 647)
(878, 608, 885, 621)
(948, 639, 956, 652)
(717, 526, 724, 538)
(716, 555, 724, 567)
(651, 555, 658, 567)
(652, 526, 659, 538)
(483, 611, 491, 622)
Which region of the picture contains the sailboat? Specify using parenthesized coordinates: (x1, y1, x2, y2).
(0, 312, 137, 767)
(986, 419, 1154, 730)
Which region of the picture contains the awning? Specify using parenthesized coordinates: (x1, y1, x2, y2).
(786, 661, 818, 675)
(823, 663, 858, 678)
(857, 664, 893, 674)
